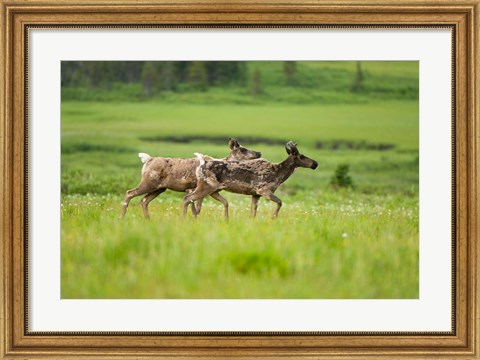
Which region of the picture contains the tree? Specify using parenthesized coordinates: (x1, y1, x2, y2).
(283, 61, 297, 86)
(124, 61, 144, 83)
(158, 61, 177, 91)
(187, 61, 208, 91)
(141, 61, 156, 97)
(351, 61, 364, 93)
(202, 61, 247, 86)
(61, 62, 83, 87)
(250, 68, 263, 96)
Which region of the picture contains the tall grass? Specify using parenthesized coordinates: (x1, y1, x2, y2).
(61, 192, 418, 299)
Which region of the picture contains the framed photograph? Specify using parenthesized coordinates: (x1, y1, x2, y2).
(1, 0, 479, 358)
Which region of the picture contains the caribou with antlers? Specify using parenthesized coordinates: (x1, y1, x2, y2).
(184, 141, 318, 219)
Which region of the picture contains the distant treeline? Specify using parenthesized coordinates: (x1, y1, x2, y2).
(61, 61, 418, 103)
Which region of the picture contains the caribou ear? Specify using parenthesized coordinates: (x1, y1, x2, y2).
(229, 138, 240, 150)
(285, 141, 299, 155)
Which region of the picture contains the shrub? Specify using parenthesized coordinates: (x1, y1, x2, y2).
(330, 163, 354, 189)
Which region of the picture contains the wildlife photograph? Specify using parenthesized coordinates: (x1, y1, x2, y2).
(61, 60, 419, 299)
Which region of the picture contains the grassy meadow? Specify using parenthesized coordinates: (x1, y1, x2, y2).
(61, 61, 419, 299)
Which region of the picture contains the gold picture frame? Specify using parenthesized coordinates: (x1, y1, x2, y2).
(1, 0, 479, 358)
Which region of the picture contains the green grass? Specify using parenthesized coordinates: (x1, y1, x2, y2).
(62, 101, 418, 149)
(61, 101, 418, 196)
(60, 100, 419, 299)
(61, 191, 418, 299)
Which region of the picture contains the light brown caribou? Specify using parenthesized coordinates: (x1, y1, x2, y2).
(120, 138, 261, 219)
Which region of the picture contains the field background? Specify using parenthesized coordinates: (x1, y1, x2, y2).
(61, 61, 419, 299)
